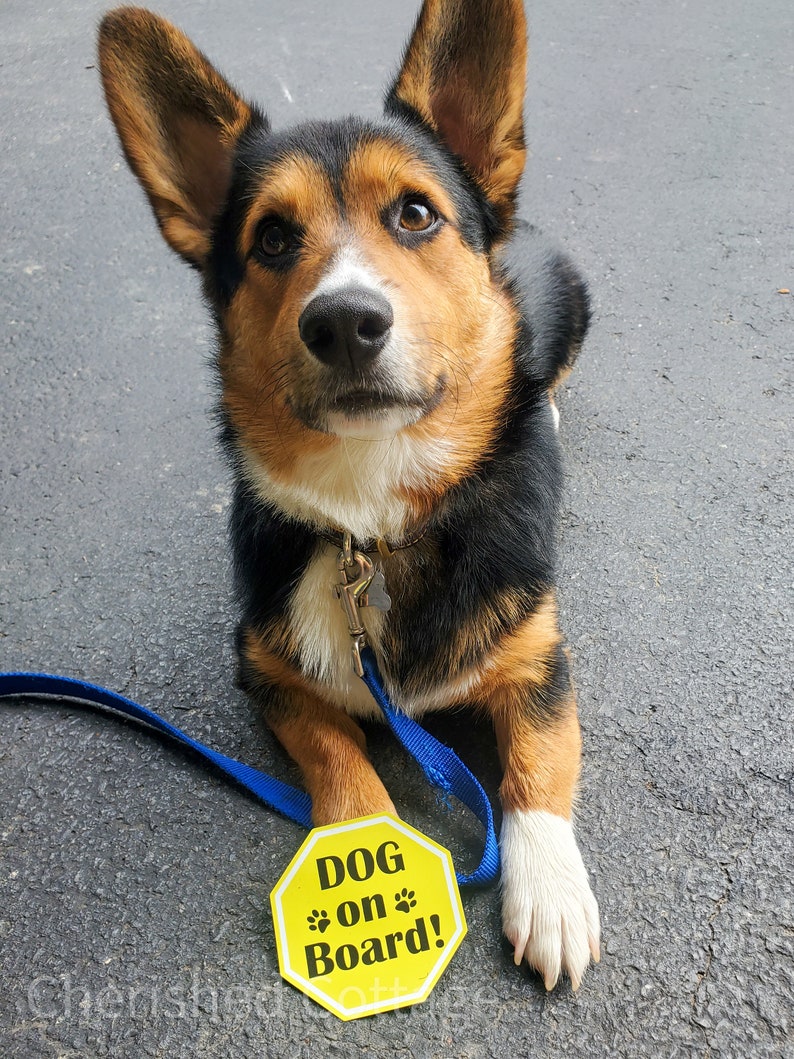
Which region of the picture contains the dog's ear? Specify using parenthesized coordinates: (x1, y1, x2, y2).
(98, 7, 262, 266)
(386, 0, 527, 230)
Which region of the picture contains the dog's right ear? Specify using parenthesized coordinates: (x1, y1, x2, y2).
(386, 0, 527, 233)
(98, 7, 263, 266)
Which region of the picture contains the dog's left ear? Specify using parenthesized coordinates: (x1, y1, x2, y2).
(386, 0, 527, 230)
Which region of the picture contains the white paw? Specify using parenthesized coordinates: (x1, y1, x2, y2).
(500, 809, 600, 990)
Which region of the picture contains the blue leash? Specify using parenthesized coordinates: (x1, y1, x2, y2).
(0, 648, 499, 887)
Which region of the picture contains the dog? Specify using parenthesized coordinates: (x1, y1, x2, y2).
(98, 0, 600, 990)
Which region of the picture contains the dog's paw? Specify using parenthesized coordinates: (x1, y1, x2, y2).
(500, 809, 600, 991)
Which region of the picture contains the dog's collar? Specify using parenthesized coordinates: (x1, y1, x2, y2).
(319, 525, 427, 560)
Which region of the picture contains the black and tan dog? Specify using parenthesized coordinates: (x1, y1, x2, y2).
(98, 0, 600, 990)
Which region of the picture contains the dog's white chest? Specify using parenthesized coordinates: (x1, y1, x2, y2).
(242, 429, 452, 544)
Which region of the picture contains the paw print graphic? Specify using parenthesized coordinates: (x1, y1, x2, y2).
(306, 909, 330, 933)
(395, 888, 417, 913)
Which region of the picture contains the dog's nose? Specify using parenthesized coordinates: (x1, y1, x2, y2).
(299, 288, 393, 370)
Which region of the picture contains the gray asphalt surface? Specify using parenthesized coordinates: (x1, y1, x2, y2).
(2, 0, 792, 1056)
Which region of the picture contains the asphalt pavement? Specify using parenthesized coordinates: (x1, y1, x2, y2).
(2, 0, 792, 1056)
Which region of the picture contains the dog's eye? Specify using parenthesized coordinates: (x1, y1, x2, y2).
(259, 220, 293, 257)
(399, 200, 436, 232)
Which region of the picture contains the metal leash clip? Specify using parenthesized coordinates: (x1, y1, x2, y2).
(336, 533, 391, 676)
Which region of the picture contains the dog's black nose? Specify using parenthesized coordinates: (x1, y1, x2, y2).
(299, 288, 393, 370)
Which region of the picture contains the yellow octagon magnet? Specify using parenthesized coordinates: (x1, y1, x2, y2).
(270, 814, 467, 1020)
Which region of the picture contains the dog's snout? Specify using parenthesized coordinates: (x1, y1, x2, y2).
(299, 288, 393, 370)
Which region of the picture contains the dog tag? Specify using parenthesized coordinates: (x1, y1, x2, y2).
(360, 567, 391, 612)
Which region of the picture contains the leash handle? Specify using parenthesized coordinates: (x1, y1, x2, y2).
(0, 666, 500, 887)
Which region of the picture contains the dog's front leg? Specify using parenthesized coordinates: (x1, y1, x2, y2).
(268, 691, 397, 825)
(492, 683, 600, 990)
(238, 626, 396, 824)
